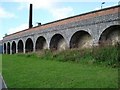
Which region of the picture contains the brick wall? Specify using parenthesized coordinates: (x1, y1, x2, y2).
(0, 40, 3, 54)
(3, 5, 120, 40)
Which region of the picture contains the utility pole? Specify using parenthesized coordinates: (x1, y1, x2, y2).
(101, 2, 105, 9)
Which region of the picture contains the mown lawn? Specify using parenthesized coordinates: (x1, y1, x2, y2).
(2, 53, 118, 88)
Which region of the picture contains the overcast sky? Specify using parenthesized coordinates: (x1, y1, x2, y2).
(0, 0, 119, 40)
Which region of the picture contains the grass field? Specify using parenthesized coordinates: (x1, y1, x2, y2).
(2, 48, 119, 88)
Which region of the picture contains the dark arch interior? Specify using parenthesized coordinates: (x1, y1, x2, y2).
(25, 38, 33, 53)
(18, 40, 24, 53)
(7, 42, 10, 54)
(4, 43, 6, 54)
(35, 36, 47, 51)
(12, 41, 16, 54)
(99, 25, 120, 46)
(70, 31, 92, 49)
(50, 34, 67, 51)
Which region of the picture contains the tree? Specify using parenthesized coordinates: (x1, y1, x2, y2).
(4, 33, 8, 36)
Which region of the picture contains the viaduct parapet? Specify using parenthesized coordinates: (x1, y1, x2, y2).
(2, 5, 120, 54)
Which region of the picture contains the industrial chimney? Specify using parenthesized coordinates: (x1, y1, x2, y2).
(29, 4, 33, 28)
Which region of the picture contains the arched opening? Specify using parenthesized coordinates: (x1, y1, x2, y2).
(4, 43, 6, 54)
(18, 40, 24, 53)
(99, 25, 120, 46)
(7, 42, 10, 54)
(35, 36, 47, 51)
(50, 34, 67, 51)
(12, 41, 16, 54)
(70, 31, 92, 49)
(25, 38, 33, 53)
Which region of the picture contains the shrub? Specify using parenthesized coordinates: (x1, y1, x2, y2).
(92, 45, 119, 67)
(16, 45, 119, 68)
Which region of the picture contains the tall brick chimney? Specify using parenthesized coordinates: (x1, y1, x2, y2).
(29, 4, 33, 28)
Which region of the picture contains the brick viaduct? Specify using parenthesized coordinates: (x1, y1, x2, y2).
(2, 5, 120, 54)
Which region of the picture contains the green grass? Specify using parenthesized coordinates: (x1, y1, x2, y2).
(2, 51, 119, 88)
